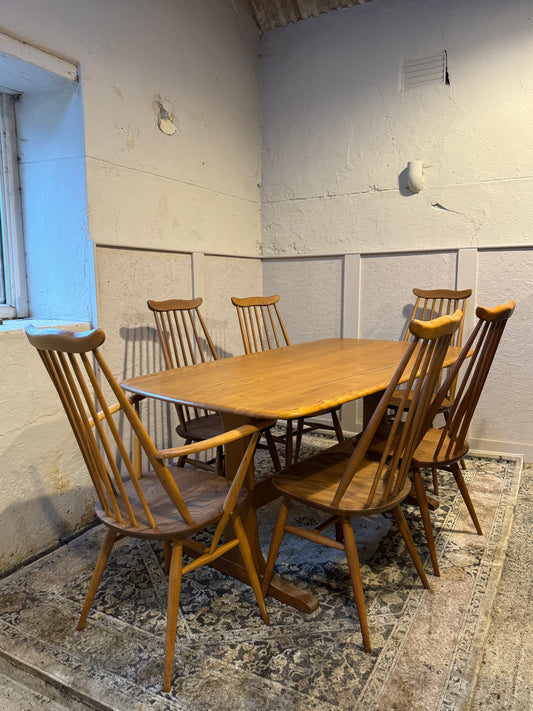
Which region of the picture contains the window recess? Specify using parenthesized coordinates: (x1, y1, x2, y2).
(0, 92, 28, 318)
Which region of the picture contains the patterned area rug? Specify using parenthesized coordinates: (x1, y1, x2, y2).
(0, 433, 522, 711)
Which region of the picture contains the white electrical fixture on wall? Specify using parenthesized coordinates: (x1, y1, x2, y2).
(407, 161, 425, 193)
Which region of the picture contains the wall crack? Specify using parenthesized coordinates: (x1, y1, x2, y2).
(431, 202, 464, 215)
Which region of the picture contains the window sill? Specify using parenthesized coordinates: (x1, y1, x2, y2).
(0, 304, 16, 319)
(0, 318, 91, 333)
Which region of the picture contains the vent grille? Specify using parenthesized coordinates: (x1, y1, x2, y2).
(402, 52, 448, 90)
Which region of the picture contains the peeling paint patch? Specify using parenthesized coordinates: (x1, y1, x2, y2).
(153, 95, 178, 136)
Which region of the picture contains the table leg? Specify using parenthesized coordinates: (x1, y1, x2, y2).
(362, 391, 382, 428)
(214, 412, 319, 613)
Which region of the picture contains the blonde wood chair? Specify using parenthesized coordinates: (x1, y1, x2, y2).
(149, 297, 282, 475)
(410, 300, 515, 576)
(401, 288, 472, 344)
(393, 288, 473, 493)
(261, 311, 463, 652)
(231, 294, 344, 466)
(148, 297, 225, 474)
(26, 324, 270, 693)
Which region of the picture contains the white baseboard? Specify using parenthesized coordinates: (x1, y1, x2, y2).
(467, 437, 531, 463)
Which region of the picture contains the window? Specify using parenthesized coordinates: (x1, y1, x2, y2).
(0, 92, 28, 319)
(0, 32, 94, 326)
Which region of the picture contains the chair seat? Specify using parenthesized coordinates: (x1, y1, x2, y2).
(412, 427, 469, 468)
(176, 413, 224, 442)
(96, 466, 246, 539)
(272, 440, 411, 516)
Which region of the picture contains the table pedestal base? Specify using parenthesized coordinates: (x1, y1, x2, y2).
(183, 541, 319, 613)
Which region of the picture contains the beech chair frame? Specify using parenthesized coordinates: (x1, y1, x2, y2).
(26, 324, 271, 693)
(148, 297, 224, 474)
(395, 287, 473, 492)
(411, 300, 515, 576)
(231, 294, 344, 466)
(261, 311, 463, 652)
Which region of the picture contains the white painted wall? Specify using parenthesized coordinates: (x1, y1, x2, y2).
(262, 257, 343, 342)
(259, 0, 533, 457)
(17, 81, 92, 320)
(1, 0, 532, 575)
(80, 0, 261, 256)
(260, 0, 533, 254)
(0, 0, 262, 573)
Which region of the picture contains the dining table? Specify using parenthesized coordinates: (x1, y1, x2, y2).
(121, 337, 462, 613)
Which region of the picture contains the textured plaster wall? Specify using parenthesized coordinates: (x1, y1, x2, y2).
(0, 0, 262, 573)
(359, 252, 458, 340)
(0, 0, 261, 257)
(260, 0, 533, 456)
(0, 325, 94, 572)
(94, 246, 263, 460)
(95, 247, 263, 371)
(203, 255, 263, 358)
(473, 249, 532, 451)
(262, 246, 532, 455)
(262, 258, 343, 343)
(80, 0, 261, 255)
(259, 0, 533, 255)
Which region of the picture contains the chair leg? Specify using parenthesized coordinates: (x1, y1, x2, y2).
(451, 462, 482, 535)
(215, 445, 224, 477)
(263, 428, 281, 472)
(177, 438, 193, 468)
(163, 540, 172, 573)
(413, 468, 440, 576)
(331, 408, 345, 443)
(233, 514, 269, 624)
(335, 520, 344, 543)
(341, 517, 371, 652)
(285, 420, 293, 467)
(431, 467, 439, 495)
(163, 541, 183, 693)
(391, 506, 430, 590)
(294, 418, 305, 464)
(77, 528, 118, 631)
(262, 496, 291, 595)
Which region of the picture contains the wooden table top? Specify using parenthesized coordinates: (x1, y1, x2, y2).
(121, 338, 463, 420)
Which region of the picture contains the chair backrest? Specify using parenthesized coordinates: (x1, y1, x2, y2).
(231, 294, 291, 354)
(403, 288, 472, 348)
(147, 297, 219, 428)
(421, 300, 516, 461)
(401, 288, 472, 403)
(25, 325, 261, 544)
(147, 297, 218, 368)
(332, 310, 463, 509)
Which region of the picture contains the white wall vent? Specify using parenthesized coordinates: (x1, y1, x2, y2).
(402, 52, 448, 90)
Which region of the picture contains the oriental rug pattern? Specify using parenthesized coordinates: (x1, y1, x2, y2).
(0, 434, 522, 711)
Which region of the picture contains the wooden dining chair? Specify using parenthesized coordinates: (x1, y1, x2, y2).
(392, 288, 473, 492)
(25, 324, 270, 693)
(410, 300, 515, 576)
(149, 297, 282, 475)
(261, 310, 462, 653)
(401, 288, 472, 343)
(148, 297, 225, 474)
(231, 294, 345, 466)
